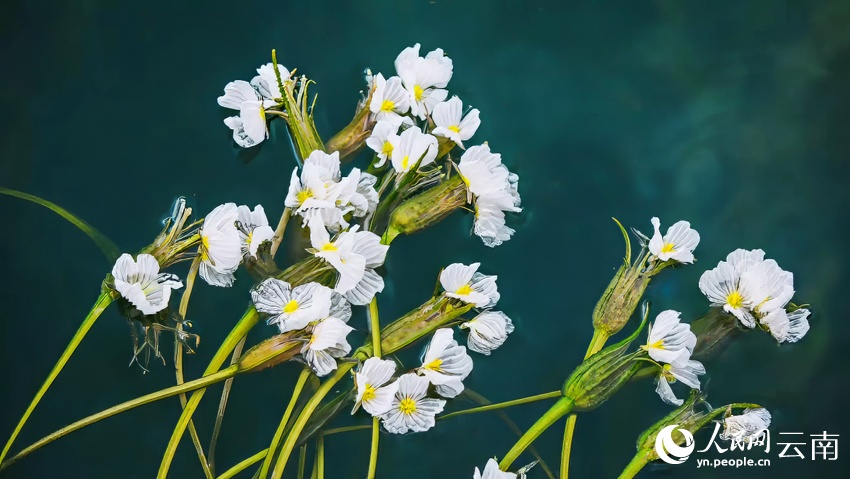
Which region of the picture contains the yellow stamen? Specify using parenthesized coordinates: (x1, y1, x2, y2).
(401, 155, 410, 170)
(296, 189, 313, 204)
(424, 358, 443, 371)
(727, 290, 744, 309)
(381, 141, 394, 157)
(413, 85, 424, 101)
(199, 236, 211, 262)
(381, 99, 395, 112)
(660, 242, 676, 254)
(448, 125, 460, 133)
(283, 299, 299, 314)
(399, 397, 417, 415)
(362, 385, 376, 403)
(321, 242, 338, 252)
(641, 340, 665, 351)
(455, 284, 473, 296)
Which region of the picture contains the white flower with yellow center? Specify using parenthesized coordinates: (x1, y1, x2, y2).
(251, 62, 289, 101)
(302, 317, 354, 377)
(198, 203, 242, 287)
(721, 408, 771, 443)
(380, 373, 446, 434)
(474, 459, 517, 479)
(353, 357, 399, 417)
(458, 144, 522, 247)
(642, 310, 697, 366)
(369, 73, 410, 123)
(339, 227, 389, 305)
(461, 311, 515, 355)
(217, 80, 273, 149)
(418, 328, 473, 398)
(112, 253, 183, 315)
(236, 205, 275, 258)
(366, 120, 400, 167)
(250, 278, 332, 333)
(648, 217, 700, 263)
(395, 44, 453, 119)
(655, 359, 705, 406)
(440, 262, 500, 308)
(308, 220, 387, 303)
(432, 96, 481, 148)
(744, 259, 794, 316)
(390, 127, 438, 173)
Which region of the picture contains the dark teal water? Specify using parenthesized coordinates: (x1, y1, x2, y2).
(2, 1, 848, 478)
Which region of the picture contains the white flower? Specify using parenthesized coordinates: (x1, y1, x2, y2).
(302, 317, 354, 377)
(352, 172, 379, 217)
(308, 221, 388, 304)
(721, 408, 771, 443)
(440, 262, 500, 308)
(366, 120, 400, 167)
(432, 96, 480, 148)
(340, 228, 389, 305)
(236, 205, 275, 258)
(461, 311, 514, 355)
(390, 127, 438, 173)
(112, 253, 183, 315)
(761, 307, 811, 344)
(648, 217, 700, 263)
(655, 359, 705, 406)
(223, 102, 268, 148)
(744, 259, 794, 316)
(353, 358, 400, 416)
(395, 44, 453, 119)
(458, 145, 522, 247)
(217, 80, 261, 110)
(250, 278, 333, 332)
(474, 459, 516, 479)
(642, 310, 697, 366)
(369, 74, 410, 123)
(199, 203, 242, 287)
(251, 63, 290, 101)
(380, 373, 446, 434)
(418, 328, 473, 398)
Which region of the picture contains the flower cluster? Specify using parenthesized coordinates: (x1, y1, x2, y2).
(698, 249, 810, 343)
(642, 310, 705, 406)
(198, 203, 275, 287)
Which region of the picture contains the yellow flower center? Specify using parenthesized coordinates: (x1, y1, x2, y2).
(455, 284, 473, 296)
(362, 385, 376, 403)
(321, 242, 338, 252)
(660, 242, 676, 254)
(382, 141, 394, 157)
(727, 290, 744, 309)
(381, 99, 395, 112)
(641, 340, 664, 352)
(399, 397, 417, 415)
(296, 189, 313, 204)
(424, 358, 443, 371)
(448, 125, 460, 133)
(259, 108, 266, 121)
(413, 85, 424, 101)
(661, 363, 676, 382)
(199, 236, 211, 262)
(401, 155, 410, 170)
(246, 231, 254, 246)
(283, 299, 299, 314)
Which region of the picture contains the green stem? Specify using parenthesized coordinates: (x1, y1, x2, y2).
(499, 397, 574, 470)
(0, 291, 114, 465)
(316, 434, 324, 479)
(260, 368, 312, 479)
(207, 335, 247, 476)
(216, 449, 268, 479)
(1, 365, 239, 472)
(617, 452, 649, 479)
(322, 425, 371, 436)
(157, 308, 260, 478)
(439, 391, 561, 421)
(297, 444, 307, 479)
(585, 329, 609, 358)
(560, 415, 577, 478)
(367, 417, 379, 479)
(271, 363, 355, 479)
(366, 298, 381, 479)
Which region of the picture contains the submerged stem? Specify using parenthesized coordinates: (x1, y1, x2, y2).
(439, 391, 561, 420)
(270, 207, 292, 258)
(208, 335, 247, 475)
(367, 417, 380, 479)
(499, 397, 574, 470)
(216, 448, 268, 479)
(260, 368, 312, 479)
(0, 291, 114, 465)
(366, 297, 381, 479)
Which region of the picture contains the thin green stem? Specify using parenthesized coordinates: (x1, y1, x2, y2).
(585, 329, 609, 358)
(1, 365, 239, 472)
(157, 308, 260, 479)
(560, 415, 577, 478)
(270, 207, 292, 258)
(0, 291, 114, 465)
(297, 444, 307, 479)
(617, 452, 649, 479)
(367, 417, 379, 479)
(499, 397, 574, 470)
(216, 449, 268, 479)
(271, 363, 355, 479)
(260, 368, 312, 479)
(366, 297, 381, 479)
(316, 434, 324, 479)
(439, 391, 561, 421)
(322, 425, 371, 436)
(208, 335, 247, 475)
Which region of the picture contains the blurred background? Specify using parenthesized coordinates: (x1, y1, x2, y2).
(1, 1, 848, 477)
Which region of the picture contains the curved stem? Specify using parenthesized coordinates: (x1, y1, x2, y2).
(439, 391, 561, 421)
(157, 308, 260, 478)
(0, 291, 114, 465)
(366, 298, 381, 479)
(260, 368, 312, 479)
(617, 452, 649, 479)
(0, 365, 239, 472)
(208, 335, 247, 475)
(270, 208, 292, 258)
(271, 363, 355, 479)
(216, 448, 267, 479)
(499, 397, 574, 471)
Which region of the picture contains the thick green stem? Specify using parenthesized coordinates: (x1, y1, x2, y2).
(617, 453, 649, 479)
(260, 368, 312, 479)
(157, 308, 260, 478)
(499, 397, 574, 470)
(217, 449, 268, 479)
(0, 291, 114, 465)
(439, 391, 561, 421)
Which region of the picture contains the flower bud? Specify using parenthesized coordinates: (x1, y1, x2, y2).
(278, 255, 336, 287)
(236, 331, 303, 372)
(592, 262, 650, 336)
(326, 88, 375, 162)
(279, 75, 326, 161)
(384, 175, 467, 244)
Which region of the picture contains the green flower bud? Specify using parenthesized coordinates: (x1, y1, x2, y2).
(278, 74, 325, 161)
(384, 175, 467, 244)
(326, 88, 375, 162)
(592, 262, 650, 336)
(236, 330, 303, 372)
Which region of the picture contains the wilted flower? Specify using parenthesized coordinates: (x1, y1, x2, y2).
(112, 253, 183, 315)
(395, 44, 452, 119)
(721, 408, 771, 443)
(432, 96, 480, 148)
(440, 262, 500, 308)
(369, 74, 411, 124)
(655, 359, 705, 406)
(198, 203, 242, 287)
(461, 311, 514, 355)
(458, 144, 521, 247)
(353, 357, 400, 416)
(642, 310, 697, 366)
(250, 278, 333, 332)
(391, 127, 438, 173)
(418, 328, 474, 398)
(648, 217, 700, 264)
(236, 205, 275, 258)
(302, 317, 354, 377)
(380, 373, 446, 434)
